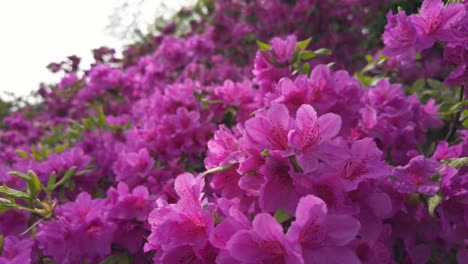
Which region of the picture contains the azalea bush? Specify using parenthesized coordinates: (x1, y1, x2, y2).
(1, 0, 468, 263)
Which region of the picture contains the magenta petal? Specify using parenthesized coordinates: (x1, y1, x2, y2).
(368, 191, 392, 219)
(305, 247, 361, 264)
(252, 213, 284, 239)
(316, 113, 342, 140)
(295, 104, 318, 129)
(294, 195, 327, 226)
(420, 0, 443, 19)
(267, 103, 292, 129)
(296, 152, 319, 174)
(325, 215, 360, 246)
(313, 140, 350, 165)
(174, 173, 203, 205)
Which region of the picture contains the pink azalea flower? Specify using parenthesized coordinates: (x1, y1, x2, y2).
(243, 103, 294, 153)
(286, 195, 361, 264)
(411, 0, 466, 42)
(339, 138, 390, 191)
(394, 155, 441, 195)
(227, 213, 303, 263)
(289, 104, 347, 173)
(145, 173, 214, 255)
(382, 11, 429, 61)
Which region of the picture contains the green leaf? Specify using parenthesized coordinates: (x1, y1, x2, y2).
(313, 48, 332, 55)
(47, 171, 57, 191)
(9, 171, 31, 182)
(212, 211, 221, 225)
(256, 40, 272, 51)
(463, 109, 468, 128)
(299, 50, 316, 60)
(202, 163, 236, 176)
(427, 79, 445, 90)
(296, 37, 312, 51)
(427, 193, 443, 216)
(31, 147, 42, 161)
(0, 234, 3, 256)
(53, 166, 77, 190)
(27, 171, 42, 199)
(411, 79, 425, 94)
(97, 106, 106, 126)
(54, 143, 68, 154)
(99, 253, 133, 264)
(441, 100, 468, 116)
(274, 208, 291, 224)
(0, 197, 18, 213)
(15, 149, 29, 159)
(300, 63, 311, 75)
(0, 185, 30, 200)
(441, 157, 468, 168)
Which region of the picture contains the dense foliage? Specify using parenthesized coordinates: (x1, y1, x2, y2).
(0, 0, 467, 263)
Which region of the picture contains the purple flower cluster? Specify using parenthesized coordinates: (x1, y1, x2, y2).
(0, 0, 467, 263)
(382, 0, 468, 86)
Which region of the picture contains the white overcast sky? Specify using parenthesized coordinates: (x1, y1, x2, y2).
(0, 0, 194, 98)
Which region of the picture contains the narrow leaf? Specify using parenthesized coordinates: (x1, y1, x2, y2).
(296, 37, 312, 51)
(47, 171, 57, 190)
(427, 194, 443, 216)
(441, 157, 468, 168)
(0, 197, 18, 213)
(0, 234, 3, 256)
(256, 40, 272, 51)
(299, 50, 316, 60)
(0, 185, 30, 200)
(53, 166, 77, 190)
(202, 163, 236, 176)
(313, 48, 332, 55)
(27, 171, 42, 199)
(15, 149, 29, 159)
(9, 171, 31, 182)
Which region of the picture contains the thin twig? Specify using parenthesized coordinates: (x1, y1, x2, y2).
(445, 85, 465, 141)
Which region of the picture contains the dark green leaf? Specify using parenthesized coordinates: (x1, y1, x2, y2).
(289, 156, 303, 173)
(100, 253, 133, 264)
(274, 208, 291, 224)
(300, 63, 311, 75)
(427, 79, 445, 90)
(411, 79, 425, 94)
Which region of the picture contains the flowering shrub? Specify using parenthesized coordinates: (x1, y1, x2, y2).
(1, 0, 468, 263)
